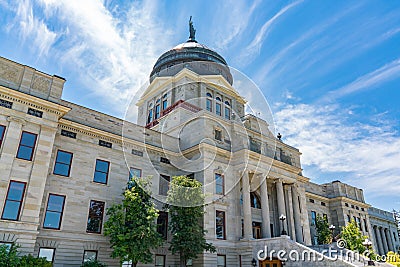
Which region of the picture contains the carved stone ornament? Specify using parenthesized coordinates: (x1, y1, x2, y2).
(31, 74, 51, 93)
(0, 63, 21, 84)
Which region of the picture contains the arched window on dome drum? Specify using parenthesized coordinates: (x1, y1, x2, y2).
(250, 192, 261, 209)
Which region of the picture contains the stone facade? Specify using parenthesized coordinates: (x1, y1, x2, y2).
(0, 38, 398, 267)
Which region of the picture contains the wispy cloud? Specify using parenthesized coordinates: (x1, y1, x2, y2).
(236, 0, 302, 66)
(321, 57, 400, 102)
(274, 103, 400, 197)
(6, 0, 57, 57)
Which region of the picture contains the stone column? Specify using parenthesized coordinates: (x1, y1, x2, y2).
(375, 226, 384, 255)
(292, 185, 303, 243)
(242, 171, 253, 239)
(285, 185, 296, 240)
(385, 228, 395, 252)
(380, 227, 389, 254)
(260, 177, 271, 238)
(298, 186, 312, 245)
(276, 179, 286, 235)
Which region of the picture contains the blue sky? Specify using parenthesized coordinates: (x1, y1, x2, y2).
(0, 0, 399, 211)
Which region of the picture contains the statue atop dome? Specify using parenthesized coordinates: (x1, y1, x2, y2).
(188, 16, 196, 42)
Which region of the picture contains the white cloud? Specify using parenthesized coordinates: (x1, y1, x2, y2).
(274, 103, 400, 196)
(6, 0, 57, 57)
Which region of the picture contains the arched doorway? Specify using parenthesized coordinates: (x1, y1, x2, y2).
(259, 259, 282, 267)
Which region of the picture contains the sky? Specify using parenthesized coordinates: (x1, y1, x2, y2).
(0, 0, 399, 211)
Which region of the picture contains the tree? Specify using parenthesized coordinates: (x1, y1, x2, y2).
(104, 177, 162, 267)
(167, 175, 216, 267)
(393, 209, 400, 240)
(340, 219, 368, 253)
(315, 215, 331, 245)
(0, 244, 52, 267)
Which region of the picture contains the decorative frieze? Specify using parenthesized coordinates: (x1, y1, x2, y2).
(31, 74, 51, 94)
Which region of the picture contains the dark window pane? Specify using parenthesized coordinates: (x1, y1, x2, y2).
(216, 211, 225, 239)
(95, 160, 109, 172)
(0, 125, 5, 147)
(47, 195, 65, 212)
(94, 172, 107, 183)
(2, 201, 20, 220)
(216, 103, 221, 115)
(43, 211, 61, 228)
(20, 132, 36, 146)
(84, 251, 97, 262)
(54, 163, 70, 176)
(7, 182, 25, 201)
(87, 201, 105, 233)
(16, 146, 33, 160)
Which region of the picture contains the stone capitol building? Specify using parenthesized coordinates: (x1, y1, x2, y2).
(0, 23, 399, 267)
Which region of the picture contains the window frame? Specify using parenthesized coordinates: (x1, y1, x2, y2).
(159, 174, 170, 196)
(1, 180, 26, 221)
(215, 102, 222, 116)
(86, 200, 105, 234)
(83, 250, 98, 263)
(93, 159, 110, 185)
(157, 211, 168, 240)
(129, 167, 142, 180)
(38, 247, 55, 263)
(311, 211, 317, 226)
(217, 254, 226, 267)
(155, 104, 161, 119)
(16, 131, 37, 161)
(224, 106, 230, 120)
(53, 150, 73, 177)
(43, 193, 66, 230)
(155, 254, 166, 267)
(0, 125, 6, 148)
(216, 210, 226, 240)
(215, 173, 224, 195)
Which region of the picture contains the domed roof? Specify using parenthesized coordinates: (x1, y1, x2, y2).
(149, 18, 233, 85)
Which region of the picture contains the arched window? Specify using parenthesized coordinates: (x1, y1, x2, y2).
(250, 192, 261, 209)
(206, 92, 212, 98)
(224, 100, 230, 106)
(206, 93, 212, 112)
(216, 96, 222, 102)
(215, 97, 222, 116)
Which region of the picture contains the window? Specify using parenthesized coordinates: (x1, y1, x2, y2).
(217, 255, 226, 267)
(351, 205, 355, 209)
(347, 214, 351, 223)
(224, 106, 230, 120)
(309, 199, 315, 203)
(321, 202, 326, 206)
(155, 255, 165, 267)
(43, 194, 66, 229)
(16, 131, 37, 161)
(61, 129, 76, 139)
(216, 103, 221, 116)
(186, 259, 193, 266)
(147, 109, 153, 124)
(0, 242, 12, 251)
(1, 181, 26, 220)
(206, 99, 212, 112)
(122, 261, 132, 267)
(157, 211, 168, 239)
(364, 219, 368, 232)
(214, 129, 222, 141)
(155, 105, 161, 119)
(215, 173, 224, 195)
(83, 250, 97, 262)
(216, 210, 226, 239)
(394, 232, 397, 242)
(159, 175, 170, 196)
(38, 248, 55, 262)
(53, 150, 73, 177)
(93, 159, 109, 184)
(361, 207, 365, 211)
(250, 192, 261, 209)
(0, 125, 5, 148)
(311, 211, 316, 226)
(129, 167, 142, 179)
(86, 200, 105, 233)
(252, 222, 262, 239)
(162, 99, 168, 110)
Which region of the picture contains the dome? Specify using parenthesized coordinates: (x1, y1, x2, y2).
(149, 18, 233, 85)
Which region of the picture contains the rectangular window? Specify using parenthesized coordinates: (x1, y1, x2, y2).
(1, 181, 26, 221)
(214, 129, 222, 141)
(224, 107, 230, 120)
(155, 105, 161, 119)
(93, 159, 109, 184)
(53, 150, 73, 177)
(321, 202, 326, 206)
(27, 108, 43, 118)
(252, 222, 262, 239)
(38, 248, 55, 262)
(99, 140, 112, 148)
(83, 250, 97, 263)
(147, 110, 153, 124)
(16, 131, 37, 161)
(61, 129, 77, 139)
(0, 242, 12, 251)
(309, 199, 314, 203)
(216, 103, 221, 116)
(155, 255, 165, 267)
(217, 255, 226, 267)
(0, 125, 5, 148)
(206, 99, 212, 112)
(86, 200, 105, 233)
(215, 173, 224, 195)
(364, 219, 368, 232)
(43, 194, 66, 229)
(311, 211, 316, 226)
(157, 211, 168, 239)
(129, 167, 142, 179)
(159, 175, 170, 196)
(0, 99, 13, 109)
(162, 100, 168, 110)
(347, 214, 351, 223)
(216, 210, 226, 240)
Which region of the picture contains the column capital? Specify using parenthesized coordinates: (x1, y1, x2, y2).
(7, 115, 26, 125)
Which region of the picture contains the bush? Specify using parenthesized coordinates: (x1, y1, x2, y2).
(19, 254, 52, 267)
(0, 243, 52, 267)
(81, 259, 107, 267)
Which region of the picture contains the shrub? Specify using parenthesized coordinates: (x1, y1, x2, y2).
(81, 259, 107, 267)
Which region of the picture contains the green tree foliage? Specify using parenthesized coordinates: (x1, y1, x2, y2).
(104, 177, 162, 267)
(167, 175, 216, 267)
(315, 215, 331, 245)
(81, 259, 107, 267)
(340, 219, 368, 253)
(0, 244, 52, 267)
